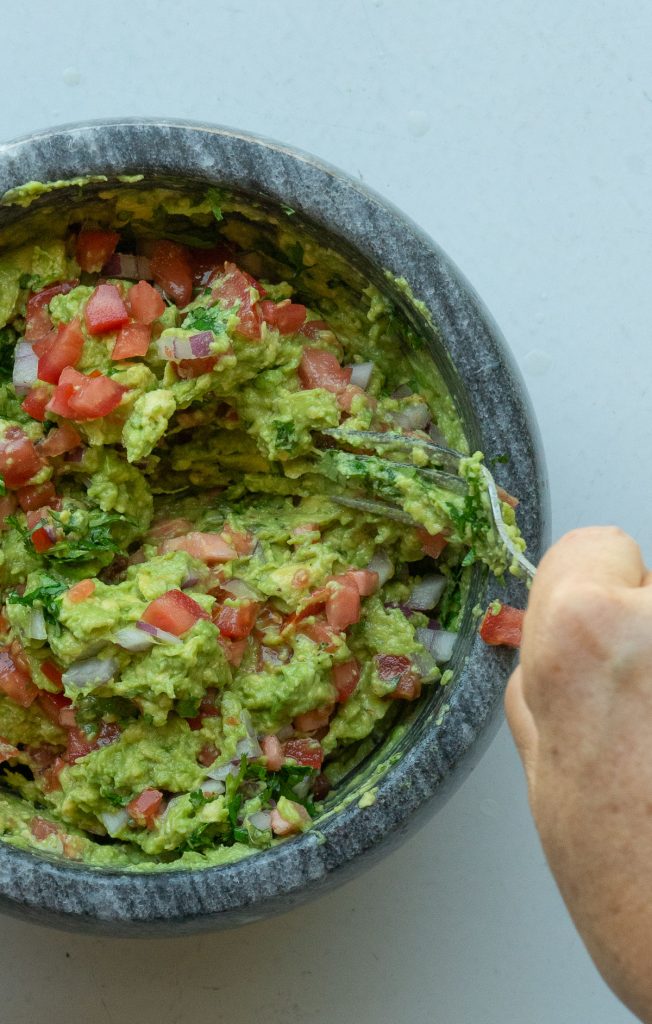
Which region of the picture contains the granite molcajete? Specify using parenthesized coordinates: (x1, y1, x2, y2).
(0, 119, 549, 935)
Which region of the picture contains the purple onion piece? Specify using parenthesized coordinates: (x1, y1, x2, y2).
(189, 332, 213, 357)
(136, 620, 182, 645)
(12, 342, 38, 395)
(64, 446, 85, 463)
(102, 254, 153, 280)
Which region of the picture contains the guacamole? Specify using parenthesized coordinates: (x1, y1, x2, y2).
(0, 182, 526, 869)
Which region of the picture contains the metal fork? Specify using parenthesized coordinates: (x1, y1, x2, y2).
(319, 428, 536, 581)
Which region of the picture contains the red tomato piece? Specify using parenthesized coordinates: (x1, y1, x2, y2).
(141, 589, 209, 637)
(66, 579, 95, 604)
(212, 263, 264, 339)
(295, 618, 339, 653)
(297, 320, 331, 340)
(282, 737, 324, 770)
(186, 690, 221, 731)
(189, 244, 234, 286)
(0, 737, 19, 762)
(197, 744, 219, 767)
(260, 300, 307, 335)
(346, 568, 379, 597)
(325, 577, 360, 631)
(75, 230, 120, 273)
(270, 802, 311, 836)
(17, 481, 57, 512)
(261, 734, 284, 771)
(479, 603, 525, 648)
(38, 422, 82, 458)
(30, 817, 60, 841)
(84, 284, 130, 336)
(332, 658, 361, 702)
(0, 428, 46, 489)
(111, 323, 151, 360)
(220, 637, 248, 667)
(38, 691, 73, 727)
(161, 531, 237, 564)
(47, 366, 127, 420)
(127, 280, 166, 324)
(294, 704, 334, 732)
(147, 517, 194, 540)
(40, 659, 64, 689)
(0, 494, 16, 528)
(175, 356, 218, 379)
(0, 648, 38, 707)
(66, 721, 120, 763)
(127, 789, 163, 829)
(376, 654, 422, 701)
(298, 348, 352, 393)
(338, 384, 372, 414)
(214, 601, 259, 640)
(25, 280, 79, 341)
(416, 528, 448, 560)
(42, 755, 67, 792)
(20, 386, 51, 422)
(149, 240, 193, 307)
(26, 510, 56, 553)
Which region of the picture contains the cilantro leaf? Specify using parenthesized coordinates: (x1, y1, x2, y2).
(0, 327, 16, 384)
(0, 474, 5, 497)
(47, 510, 132, 564)
(183, 303, 230, 335)
(7, 574, 67, 629)
(189, 789, 209, 811)
(286, 242, 305, 278)
(206, 187, 226, 223)
(272, 420, 297, 451)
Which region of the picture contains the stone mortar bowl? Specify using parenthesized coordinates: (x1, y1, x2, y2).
(0, 119, 549, 935)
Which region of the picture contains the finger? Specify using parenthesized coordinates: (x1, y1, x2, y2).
(532, 527, 646, 599)
(505, 667, 538, 787)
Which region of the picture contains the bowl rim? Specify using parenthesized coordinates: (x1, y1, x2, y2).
(0, 118, 549, 934)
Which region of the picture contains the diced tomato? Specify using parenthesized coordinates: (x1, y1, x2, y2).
(332, 658, 361, 702)
(0, 494, 16, 528)
(298, 348, 352, 394)
(270, 802, 311, 837)
(147, 517, 194, 540)
(186, 690, 221, 731)
(32, 330, 58, 358)
(127, 788, 164, 829)
(197, 744, 219, 767)
(221, 529, 255, 556)
(16, 481, 57, 512)
(84, 284, 130, 336)
(0, 648, 38, 707)
(75, 230, 120, 273)
(111, 323, 151, 360)
(296, 618, 339, 652)
(38, 422, 82, 458)
(42, 755, 67, 792)
(66, 579, 95, 604)
(141, 589, 209, 637)
(26, 509, 56, 553)
(282, 737, 324, 770)
(126, 280, 166, 324)
(40, 659, 63, 689)
(66, 721, 120, 763)
(346, 569, 379, 597)
(479, 603, 525, 648)
(297, 320, 331, 340)
(496, 485, 519, 509)
(416, 528, 448, 560)
(294, 704, 334, 733)
(25, 280, 79, 341)
(161, 531, 237, 564)
(261, 734, 284, 771)
(376, 654, 422, 701)
(325, 577, 360, 631)
(149, 240, 193, 307)
(189, 244, 235, 286)
(38, 691, 73, 726)
(21, 386, 51, 422)
(212, 263, 264, 339)
(338, 384, 372, 414)
(47, 366, 127, 420)
(214, 601, 259, 640)
(30, 817, 60, 841)
(220, 636, 248, 667)
(0, 737, 18, 763)
(0, 427, 46, 488)
(175, 356, 218, 379)
(260, 300, 307, 335)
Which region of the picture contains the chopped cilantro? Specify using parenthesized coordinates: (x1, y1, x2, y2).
(75, 695, 138, 730)
(183, 304, 230, 335)
(189, 789, 209, 810)
(272, 420, 297, 451)
(47, 510, 132, 563)
(99, 787, 129, 808)
(176, 698, 200, 719)
(206, 187, 226, 223)
(0, 475, 5, 497)
(280, 204, 295, 217)
(461, 547, 476, 567)
(286, 241, 305, 278)
(7, 574, 67, 628)
(0, 327, 16, 384)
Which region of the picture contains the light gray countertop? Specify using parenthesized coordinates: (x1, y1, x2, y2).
(0, 0, 645, 1019)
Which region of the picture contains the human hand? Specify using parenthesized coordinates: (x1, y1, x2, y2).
(506, 527, 652, 1023)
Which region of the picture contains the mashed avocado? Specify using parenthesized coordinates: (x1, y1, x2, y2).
(0, 181, 527, 870)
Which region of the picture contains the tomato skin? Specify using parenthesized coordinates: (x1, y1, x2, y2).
(84, 284, 130, 336)
(212, 263, 263, 339)
(66, 722, 120, 763)
(127, 788, 164, 829)
(189, 245, 234, 285)
(111, 323, 151, 360)
(332, 658, 361, 702)
(38, 422, 82, 458)
(149, 240, 193, 307)
(260, 300, 307, 334)
(75, 230, 120, 273)
(127, 280, 166, 324)
(298, 320, 331, 340)
(220, 636, 248, 666)
(376, 654, 422, 701)
(325, 577, 360, 631)
(296, 618, 339, 652)
(214, 601, 259, 640)
(346, 569, 379, 597)
(479, 603, 524, 648)
(17, 481, 57, 512)
(175, 356, 218, 379)
(40, 659, 64, 690)
(47, 366, 127, 420)
(161, 531, 237, 564)
(0, 648, 39, 707)
(298, 348, 351, 393)
(282, 737, 324, 770)
(25, 280, 79, 341)
(141, 589, 209, 636)
(416, 528, 448, 559)
(0, 428, 46, 489)
(21, 387, 51, 422)
(66, 579, 95, 604)
(30, 817, 60, 841)
(38, 691, 73, 726)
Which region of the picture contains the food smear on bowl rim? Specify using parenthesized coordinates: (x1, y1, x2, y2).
(0, 182, 527, 869)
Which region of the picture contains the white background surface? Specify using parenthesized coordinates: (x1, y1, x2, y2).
(0, 0, 647, 1020)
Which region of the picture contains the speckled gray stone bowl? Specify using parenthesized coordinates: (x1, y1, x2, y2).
(0, 119, 549, 935)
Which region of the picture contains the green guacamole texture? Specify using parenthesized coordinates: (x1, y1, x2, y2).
(0, 181, 526, 870)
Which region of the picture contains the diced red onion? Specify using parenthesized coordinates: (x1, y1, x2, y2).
(292, 777, 311, 799)
(428, 422, 447, 445)
(260, 645, 291, 667)
(236, 735, 263, 760)
(347, 361, 374, 389)
(156, 332, 212, 362)
(392, 384, 413, 399)
(406, 574, 446, 611)
(393, 402, 431, 431)
(64, 447, 85, 463)
(205, 762, 240, 782)
(415, 626, 457, 664)
(367, 550, 394, 587)
(102, 253, 152, 280)
(248, 810, 272, 831)
(62, 656, 119, 689)
(99, 808, 129, 835)
(221, 578, 259, 601)
(276, 724, 294, 742)
(43, 523, 58, 543)
(112, 626, 155, 652)
(136, 620, 182, 645)
(27, 608, 47, 641)
(180, 571, 201, 591)
(12, 342, 38, 395)
(200, 779, 226, 797)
